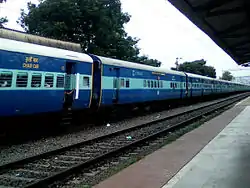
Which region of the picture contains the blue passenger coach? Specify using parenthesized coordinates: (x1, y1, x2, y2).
(1, 36, 250, 123)
(0, 38, 93, 117)
(95, 56, 187, 107)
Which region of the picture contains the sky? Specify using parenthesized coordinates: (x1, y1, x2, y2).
(1, 0, 250, 78)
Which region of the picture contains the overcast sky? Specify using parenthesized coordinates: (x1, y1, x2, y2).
(1, 0, 250, 78)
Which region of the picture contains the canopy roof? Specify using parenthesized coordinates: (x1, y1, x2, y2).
(168, 0, 250, 65)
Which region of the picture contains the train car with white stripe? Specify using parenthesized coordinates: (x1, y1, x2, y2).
(94, 56, 186, 107)
(0, 38, 93, 117)
(1, 33, 250, 135)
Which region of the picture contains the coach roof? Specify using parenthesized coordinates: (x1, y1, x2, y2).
(97, 55, 185, 76)
(186, 72, 216, 81)
(0, 38, 93, 63)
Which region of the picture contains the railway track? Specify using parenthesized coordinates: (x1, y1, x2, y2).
(0, 93, 249, 188)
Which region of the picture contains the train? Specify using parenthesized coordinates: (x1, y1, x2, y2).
(1, 34, 250, 131)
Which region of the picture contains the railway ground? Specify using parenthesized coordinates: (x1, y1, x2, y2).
(0, 93, 248, 187)
(0, 94, 235, 146)
(0, 94, 241, 166)
(94, 96, 250, 188)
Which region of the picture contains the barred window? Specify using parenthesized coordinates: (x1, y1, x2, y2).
(120, 78, 125, 87)
(144, 80, 147, 88)
(147, 80, 150, 88)
(16, 72, 28, 87)
(56, 75, 65, 88)
(160, 81, 163, 88)
(31, 73, 42, 88)
(126, 79, 130, 88)
(157, 80, 160, 88)
(151, 80, 153, 88)
(44, 74, 54, 88)
(154, 81, 157, 88)
(83, 77, 90, 87)
(0, 71, 12, 87)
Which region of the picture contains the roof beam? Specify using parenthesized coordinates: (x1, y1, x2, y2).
(220, 31, 249, 38)
(231, 39, 250, 48)
(193, 0, 236, 12)
(239, 56, 250, 62)
(230, 39, 250, 46)
(242, 52, 250, 57)
(206, 6, 244, 17)
(216, 22, 248, 35)
(235, 48, 250, 54)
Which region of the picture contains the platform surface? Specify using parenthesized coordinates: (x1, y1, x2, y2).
(163, 105, 250, 188)
(94, 96, 250, 188)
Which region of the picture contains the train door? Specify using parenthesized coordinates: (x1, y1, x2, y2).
(184, 73, 188, 98)
(180, 76, 184, 98)
(64, 62, 76, 109)
(211, 80, 214, 94)
(112, 67, 120, 104)
(90, 60, 102, 110)
(189, 77, 193, 98)
(201, 79, 204, 96)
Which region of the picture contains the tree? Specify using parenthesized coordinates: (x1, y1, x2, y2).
(171, 59, 216, 78)
(0, 0, 8, 27)
(220, 71, 233, 81)
(137, 55, 161, 67)
(18, 0, 161, 66)
(0, 17, 8, 28)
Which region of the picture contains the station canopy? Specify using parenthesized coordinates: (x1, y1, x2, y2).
(168, 0, 250, 65)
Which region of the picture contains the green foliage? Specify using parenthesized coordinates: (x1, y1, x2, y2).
(18, 0, 161, 66)
(172, 59, 216, 78)
(137, 55, 161, 67)
(220, 71, 233, 81)
(0, 0, 8, 27)
(0, 17, 8, 28)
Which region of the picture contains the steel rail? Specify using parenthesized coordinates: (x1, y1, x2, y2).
(0, 93, 249, 188)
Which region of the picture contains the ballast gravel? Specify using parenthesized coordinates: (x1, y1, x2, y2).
(0, 97, 237, 166)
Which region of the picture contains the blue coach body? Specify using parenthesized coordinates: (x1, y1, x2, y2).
(96, 56, 186, 106)
(0, 38, 93, 117)
(1, 37, 250, 120)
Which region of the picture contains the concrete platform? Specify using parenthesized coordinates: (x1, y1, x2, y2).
(163, 106, 250, 188)
(94, 96, 250, 188)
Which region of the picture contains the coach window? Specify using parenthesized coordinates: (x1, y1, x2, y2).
(151, 80, 153, 88)
(126, 79, 130, 88)
(147, 80, 150, 88)
(83, 76, 90, 87)
(44, 74, 54, 88)
(120, 78, 125, 88)
(31, 73, 42, 87)
(144, 80, 147, 88)
(16, 72, 28, 87)
(157, 80, 160, 88)
(56, 75, 65, 88)
(154, 81, 157, 88)
(160, 81, 163, 88)
(175, 83, 177, 88)
(0, 71, 12, 87)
